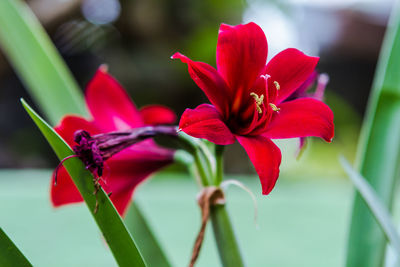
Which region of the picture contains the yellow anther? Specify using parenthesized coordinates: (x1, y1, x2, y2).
(269, 103, 280, 112)
(250, 92, 264, 114)
(254, 105, 262, 114)
(274, 81, 280, 90)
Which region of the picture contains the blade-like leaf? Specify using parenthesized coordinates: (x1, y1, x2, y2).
(340, 157, 400, 257)
(346, 1, 400, 266)
(0, 0, 87, 125)
(22, 99, 146, 267)
(0, 228, 33, 267)
(125, 203, 171, 267)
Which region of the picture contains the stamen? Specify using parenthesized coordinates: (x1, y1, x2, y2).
(250, 92, 264, 114)
(274, 81, 280, 90)
(269, 103, 280, 112)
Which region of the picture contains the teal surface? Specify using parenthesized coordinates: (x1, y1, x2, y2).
(0, 170, 351, 267)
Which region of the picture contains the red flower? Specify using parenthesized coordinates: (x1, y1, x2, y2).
(172, 23, 334, 195)
(52, 66, 176, 215)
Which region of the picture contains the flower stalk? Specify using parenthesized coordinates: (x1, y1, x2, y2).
(182, 136, 245, 267)
(210, 144, 244, 267)
(210, 205, 244, 267)
(214, 145, 225, 185)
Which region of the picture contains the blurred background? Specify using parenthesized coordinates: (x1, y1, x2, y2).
(0, 0, 397, 266)
(1, 0, 394, 175)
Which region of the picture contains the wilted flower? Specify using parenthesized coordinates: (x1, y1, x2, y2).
(52, 66, 176, 215)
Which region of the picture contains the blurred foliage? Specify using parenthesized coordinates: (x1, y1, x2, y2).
(0, 0, 245, 168)
(347, 1, 400, 265)
(0, 0, 374, 175)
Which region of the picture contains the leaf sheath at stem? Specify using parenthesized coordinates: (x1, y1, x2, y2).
(210, 205, 245, 267)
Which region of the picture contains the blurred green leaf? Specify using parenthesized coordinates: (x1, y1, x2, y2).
(0, 0, 87, 125)
(341, 157, 400, 258)
(125, 203, 171, 267)
(0, 228, 32, 267)
(22, 99, 146, 267)
(346, 1, 400, 266)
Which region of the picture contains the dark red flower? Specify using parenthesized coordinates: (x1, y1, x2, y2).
(52, 66, 176, 215)
(173, 22, 334, 195)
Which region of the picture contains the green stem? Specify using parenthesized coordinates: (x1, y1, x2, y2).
(210, 205, 244, 267)
(177, 133, 212, 186)
(194, 149, 210, 186)
(210, 145, 244, 266)
(185, 141, 244, 266)
(177, 132, 244, 266)
(215, 145, 225, 185)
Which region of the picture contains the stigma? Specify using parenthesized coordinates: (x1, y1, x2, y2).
(250, 92, 264, 114)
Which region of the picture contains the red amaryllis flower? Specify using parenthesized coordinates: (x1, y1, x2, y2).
(52, 66, 176, 215)
(172, 22, 334, 195)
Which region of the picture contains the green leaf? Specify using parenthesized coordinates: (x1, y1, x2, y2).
(0, 228, 33, 267)
(346, 2, 400, 266)
(21, 99, 146, 267)
(0, 0, 87, 125)
(340, 157, 400, 257)
(125, 203, 171, 267)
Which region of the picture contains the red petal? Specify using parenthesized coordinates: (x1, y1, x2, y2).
(171, 53, 230, 117)
(139, 105, 176, 125)
(217, 23, 268, 99)
(103, 144, 174, 215)
(85, 66, 144, 131)
(51, 166, 83, 207)
(263, 98, 334, 142)
(179, 104, 235, 145)
(237, 136, 281, 195)
(265, 48, 319, 103)
(55, 115, 101, 146)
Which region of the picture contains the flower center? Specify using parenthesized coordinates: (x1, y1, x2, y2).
(250, 92, 264, 114)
